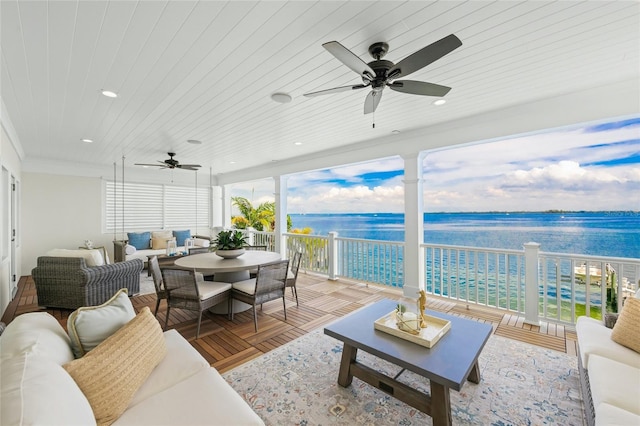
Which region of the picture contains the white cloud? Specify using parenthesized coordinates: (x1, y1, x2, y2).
(232, 117, 640, 213)
(502, 161, 622, 188)
(289, 184, 404, 213)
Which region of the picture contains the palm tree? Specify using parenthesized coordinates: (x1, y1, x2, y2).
(231, 196, 275, 231)
(231, 196, 292, 232)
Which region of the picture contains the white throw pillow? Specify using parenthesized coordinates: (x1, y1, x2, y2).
(67, 288, 136, 358)
(0, 353, 96, 426)
(0, 312, 74, 365)
(46, 248, 104, 267)
(192, 237, 210, 248)
(125, 244, 137, 255)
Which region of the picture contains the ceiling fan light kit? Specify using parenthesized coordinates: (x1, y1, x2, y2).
(304, 34, 462, 114)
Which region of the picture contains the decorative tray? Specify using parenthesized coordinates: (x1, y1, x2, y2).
(374, 311, 451, 348)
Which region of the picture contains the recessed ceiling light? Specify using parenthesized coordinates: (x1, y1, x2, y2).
(101, 89, 118, 98)
(271, 92, 292, 103)
(81, 138, 93, 143)
(187, 139, 202, 145)
(230, 161, 236, 164)
(433, 99, 446, 106)
(294, 142, 302, 146)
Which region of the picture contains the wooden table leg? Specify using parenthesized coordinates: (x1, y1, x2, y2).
(467, 360, 481, 384)
(430, 381, 452, 426)
(337, 343, 358, 387)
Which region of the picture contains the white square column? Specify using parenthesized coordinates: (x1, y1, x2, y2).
(402, 152, 425, 298)
(274, 176, 288, 256)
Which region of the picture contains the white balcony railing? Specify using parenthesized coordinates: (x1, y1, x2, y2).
(241, 229, 640, 326)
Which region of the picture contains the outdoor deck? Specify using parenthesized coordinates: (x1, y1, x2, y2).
(3, 272, 577, 373)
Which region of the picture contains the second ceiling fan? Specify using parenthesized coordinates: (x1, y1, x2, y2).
(303, 34, 462, 114)
(134, 152, 201, 171)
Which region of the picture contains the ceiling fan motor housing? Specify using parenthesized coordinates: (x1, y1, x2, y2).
(165, 152, 179, 167)
(365, 59, 394, 90)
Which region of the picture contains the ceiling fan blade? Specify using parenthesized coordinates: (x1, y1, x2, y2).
(388, 80, 451, 97)
(388, 34, 462, 80)
(364, 90, 383, 115)
(177, 164, 201, 168)
(323, 41, 375, 80)
(303, 84, 368, 97)
(134, 163, 167, 167)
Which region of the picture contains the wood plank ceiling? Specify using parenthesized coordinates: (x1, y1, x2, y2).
(1, 1, 638, 182)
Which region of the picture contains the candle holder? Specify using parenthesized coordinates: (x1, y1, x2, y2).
(166, 239, 177, 256)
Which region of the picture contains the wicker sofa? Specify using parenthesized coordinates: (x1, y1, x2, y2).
(32, 257, 143, 309)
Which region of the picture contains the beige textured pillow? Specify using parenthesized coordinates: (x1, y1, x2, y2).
(152, 236, 175, 250)
(63, 307, 166, 426)
(151, 230, 173, 240)
(611, 297, 640, 353)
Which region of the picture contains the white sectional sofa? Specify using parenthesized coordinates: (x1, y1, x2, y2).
(0, 311, 264, 425)
(576, 298, 640, 426)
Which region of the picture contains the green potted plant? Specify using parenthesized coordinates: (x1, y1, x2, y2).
(213, 230, 247, 258)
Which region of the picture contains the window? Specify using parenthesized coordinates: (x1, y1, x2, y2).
(104, 180, 210, 232)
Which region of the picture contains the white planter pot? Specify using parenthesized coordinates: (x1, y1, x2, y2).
(215, 248, 245, 259)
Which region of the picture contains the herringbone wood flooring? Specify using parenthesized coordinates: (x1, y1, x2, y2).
(2, 272, 577, 373)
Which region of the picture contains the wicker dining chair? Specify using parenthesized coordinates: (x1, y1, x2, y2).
(244, 245, 268, 251)
(286, 250, 303, 306)
(229, 260, 289, 332)
(245, 245, 268, 277)
(188, 246, 210, 255)
(148, 256, 169, 321)
(161, 268, 231, 338)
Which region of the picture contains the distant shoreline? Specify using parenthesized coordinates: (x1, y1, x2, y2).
(290, 210, 640, 215)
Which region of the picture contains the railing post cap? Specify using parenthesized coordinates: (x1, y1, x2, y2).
(523, 242, 541, 248)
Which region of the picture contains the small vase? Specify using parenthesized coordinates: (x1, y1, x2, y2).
(216, 248, 245, 259)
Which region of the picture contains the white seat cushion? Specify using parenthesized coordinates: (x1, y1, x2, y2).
(46, 248, 104, 266)
(129, 330, 209, 407)
(232, 278, 256, 295)
(114, 368, 264, 425)
(588, 354, 640, 416)
(197, 281, 231, 300)
(576, 316, 640, 369)
(596, 402, 640, 426)
(287, 269, 295, 280)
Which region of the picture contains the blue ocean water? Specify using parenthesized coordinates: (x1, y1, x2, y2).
(289, 212, 640, 259)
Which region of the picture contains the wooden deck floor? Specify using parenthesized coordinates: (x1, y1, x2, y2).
(2, 273, 577, 373)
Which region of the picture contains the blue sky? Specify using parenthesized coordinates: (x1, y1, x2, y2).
(231, 116, 640, 213)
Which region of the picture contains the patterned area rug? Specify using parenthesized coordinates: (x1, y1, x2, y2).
(138, 273, 155, 295)
(223, 328, 585, 425)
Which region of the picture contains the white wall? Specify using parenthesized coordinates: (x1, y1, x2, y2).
(21, 173, 111, 273)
